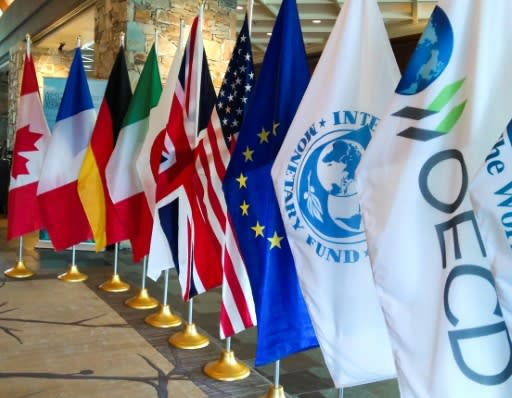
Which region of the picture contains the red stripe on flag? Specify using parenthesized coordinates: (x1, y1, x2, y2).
(220, 302, 235, 338)
(37, 181, 92, 250)
(7, 182, 43, 239)
(223, 240, 255, 328)
(112, 192, 152, 262)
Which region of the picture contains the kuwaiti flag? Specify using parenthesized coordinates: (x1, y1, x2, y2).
(105, 44, 162, 262)
(138, 44, 183, 281)
(271, 0, 397, 387)
(356, 1, 512, 397)
(471, 124, 512, 338)
(8, 49, 51, 240)
(77, 46, 132, 251)
(37, 47, 95, 250)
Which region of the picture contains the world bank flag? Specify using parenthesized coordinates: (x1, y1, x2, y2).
(223, 0, 318, 366)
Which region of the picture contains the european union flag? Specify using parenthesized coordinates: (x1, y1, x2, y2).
(223, 0, 318, 366)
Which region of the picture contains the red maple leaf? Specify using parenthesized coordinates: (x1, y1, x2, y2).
(11, 125, 43, 178)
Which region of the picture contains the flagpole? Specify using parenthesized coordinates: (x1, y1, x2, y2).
(260, 360, 285, 398)
(339, 388, 344, 398)
(145, 268, 182, 328)
(58, 245, 88, 282)
(98, 32, 130, 293)
(124, 255, 158, 309)
(5, 35, 36, 280)
(5, 236, 35, 278)
(247, 0, 254, 37)
(168, 4, 209, 352)
(99, 242, 130, 292)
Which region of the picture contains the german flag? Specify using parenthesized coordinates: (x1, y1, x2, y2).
(78, 46, 132, 251)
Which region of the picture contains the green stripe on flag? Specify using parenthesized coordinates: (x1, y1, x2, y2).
(428, 79, 465, 112)
(122, 44, 162, 127)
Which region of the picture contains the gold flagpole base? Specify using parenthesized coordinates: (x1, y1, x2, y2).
(124, 288, 159, 310)
(203, 350, 251, 381)
(57, 264, 88, 282)
(261, 385, 286, 398)
(168, 323, 209, 350)
(99, 274, 130, 292)
(145, 304, 182, 328)
(4, 261, 34, 279)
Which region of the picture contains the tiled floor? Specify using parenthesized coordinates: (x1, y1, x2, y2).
(0, 217, 400, 397)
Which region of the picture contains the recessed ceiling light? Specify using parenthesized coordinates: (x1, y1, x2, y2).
(266, 32, 272, 36)
(312, 19, 322, 24)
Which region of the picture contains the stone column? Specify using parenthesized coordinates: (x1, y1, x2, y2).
(94, 0, 237, 89)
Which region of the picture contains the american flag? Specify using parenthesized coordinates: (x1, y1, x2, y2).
(154, 15, 225, 300)
(217, 16, 255, 148)
(218, 16, 257, 338)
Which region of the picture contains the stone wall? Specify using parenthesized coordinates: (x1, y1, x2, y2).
(7, 45, 74, 148)
(95, 0, 237, 89)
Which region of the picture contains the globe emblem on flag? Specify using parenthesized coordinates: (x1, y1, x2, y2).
(296, 132, 366, 245)
(396, 6, 453, 95)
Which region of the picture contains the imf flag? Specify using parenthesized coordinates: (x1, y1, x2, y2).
(223, 0, 318, 365)
(272, 0, 397, 387)
(357, 1, 512, 396)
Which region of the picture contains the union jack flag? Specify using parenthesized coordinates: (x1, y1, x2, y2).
(155, 15, 226, 300)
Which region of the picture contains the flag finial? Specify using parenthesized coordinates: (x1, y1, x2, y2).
(76, 36, 81, 48)
(120, 32, 125, 48)
(25, 34, 31, 57)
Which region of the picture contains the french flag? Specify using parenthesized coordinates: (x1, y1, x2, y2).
(37, 46, 95, 250)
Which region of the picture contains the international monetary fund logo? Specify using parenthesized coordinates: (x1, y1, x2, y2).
(283, 110, 379, 265)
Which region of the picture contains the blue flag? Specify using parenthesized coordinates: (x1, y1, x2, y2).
(223, 0, 318, 366)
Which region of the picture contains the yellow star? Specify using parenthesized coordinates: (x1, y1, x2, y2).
(236, 173, 248, 188)
(242, 146, 254, 162)
(257, 127, 270, 143)
(272, 121, 280, 136)
(267, 231, 284, 249)
(240, 200, 250, 216)
(251, 221, 265, 237)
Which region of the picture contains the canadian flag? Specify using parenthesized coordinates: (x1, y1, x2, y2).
(7, 51, 50, 240)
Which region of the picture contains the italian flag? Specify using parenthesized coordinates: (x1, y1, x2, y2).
(105, 44, 162, 262)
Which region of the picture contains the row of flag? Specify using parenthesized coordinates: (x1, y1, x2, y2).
(8, 0, 512, 396)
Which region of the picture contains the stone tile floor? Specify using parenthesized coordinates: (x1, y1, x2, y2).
(0, 217, 400, 397)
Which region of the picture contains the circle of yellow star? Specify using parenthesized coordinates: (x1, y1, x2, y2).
(236, 173, 248, 188)
(257, 127, 270, 143)
(242, 146, 254, 162)
(240, 200, 250, 216)
(267, 231, 284, 249)
(251, 221, 265, 237)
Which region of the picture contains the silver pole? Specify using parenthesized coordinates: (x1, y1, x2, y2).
(141, 255, 147, 289)
(71, 245, 76, 266)
(339, 387, 344, 398)
(226, 336, 231, 352)
(18, 236, 23, 262)
(247, 0, 254, 37)
(188, 297, 194, 324)
(163, 269, 169, 305)
(25, 34, 31, 57)
(113, 242, 119, 274)
(274, 360, 280, 387)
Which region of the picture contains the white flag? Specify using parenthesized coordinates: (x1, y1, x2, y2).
(471, 125, 512, 335)
(357, 1, 512, 396)
(271, 0, 398, 387)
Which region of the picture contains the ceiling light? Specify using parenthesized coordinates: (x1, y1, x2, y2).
(236, 5, 243, 10)
(266, 32, 272, 36)
(312, 19, 322, 24)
